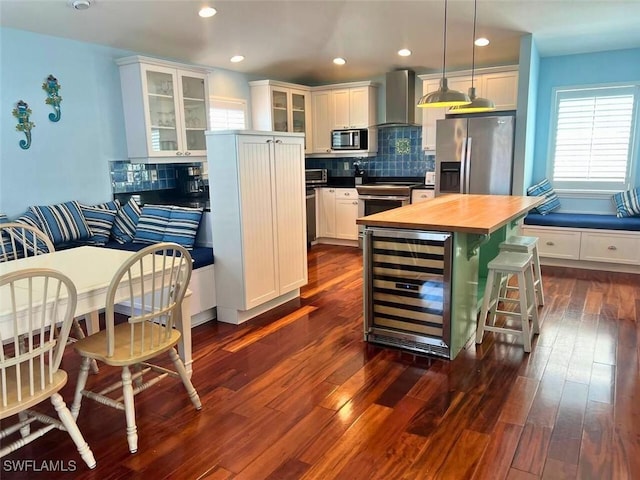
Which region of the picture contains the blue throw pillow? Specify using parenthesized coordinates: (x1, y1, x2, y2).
(133, 205, 173, 245)
(612, 188, 640, 218)
(527, 179, 560, 215)
(30, 200, 92, 245)
(111, 198, 141, 244)
(80, 204, 117, 246)
(162, 206, 203, 249)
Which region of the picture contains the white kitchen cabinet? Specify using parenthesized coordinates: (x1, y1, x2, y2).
(206, 131, 307, 324)
(331, 86, 376, 129)
(481, 71, 518, 111)
(419, 67, 518, 151)
(521, 225, 640, 269)
(317, 187, 336, 238)
(317, 188, 359, 242)
(309, 82, 377, 156)
(250, 80, 312, 153)
(335, 194, 359, 240)
(117, 56, 209, 163)
(411, 188, 435, 204)
(311, 90, 333, 154)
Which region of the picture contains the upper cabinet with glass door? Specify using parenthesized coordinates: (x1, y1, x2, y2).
(249, 80, 312, 154)
(117, 56, 209, 163)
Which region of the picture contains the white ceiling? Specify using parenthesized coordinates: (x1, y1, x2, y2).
(2, 0, 640, 85)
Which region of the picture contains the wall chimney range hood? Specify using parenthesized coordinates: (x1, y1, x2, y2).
(378, 70, 419, 127)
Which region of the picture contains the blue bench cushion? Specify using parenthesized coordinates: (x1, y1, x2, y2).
(524, 212, 640, 231)
(102, 240, 214, 269)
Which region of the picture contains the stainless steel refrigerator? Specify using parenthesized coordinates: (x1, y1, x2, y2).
(435, 114, 514, 196)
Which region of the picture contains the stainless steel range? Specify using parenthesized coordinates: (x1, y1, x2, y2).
(356, 181, 421, 245)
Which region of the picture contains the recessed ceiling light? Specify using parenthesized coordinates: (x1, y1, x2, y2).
(333, 57, 346, 65)
(398, 49, 412, 57)
(68, 0, 91, 10)
(474, 37, 490, 47)
(199, 6, 217, 18)
(230, 55, 245, 63)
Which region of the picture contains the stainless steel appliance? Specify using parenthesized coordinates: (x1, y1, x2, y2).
(331, 128, 368, 150)
(305, 168, 327, 185)
(363, 227, 452, 358)
(305, 169, 326, 246)
(176, 165, 204, 196)
(356, 181, 419, 245)
(435, 113, 515, 196)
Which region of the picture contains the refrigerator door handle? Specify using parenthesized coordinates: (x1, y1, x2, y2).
(460, 136, 467, 194)
(465, 137, 472, 194)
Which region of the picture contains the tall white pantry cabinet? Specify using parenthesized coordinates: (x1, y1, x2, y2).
(206, 131, 308, 324)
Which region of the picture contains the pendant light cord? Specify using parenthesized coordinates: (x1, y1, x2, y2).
(441, 0, 448, 83)
(471, 0, 478, 88)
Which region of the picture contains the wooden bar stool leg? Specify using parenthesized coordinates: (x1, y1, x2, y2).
(517, 271, 532, 352)
(477, 271, 496, 344)
(532, 244, 544, 306)
(525, 266, 540, 335)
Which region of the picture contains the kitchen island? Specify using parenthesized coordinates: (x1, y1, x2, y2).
(356, 194, 544, 360)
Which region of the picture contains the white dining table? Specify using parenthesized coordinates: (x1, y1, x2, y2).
(0, 246, 193, 376)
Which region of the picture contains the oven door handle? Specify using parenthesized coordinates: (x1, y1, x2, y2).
(358, 195, 410, 201)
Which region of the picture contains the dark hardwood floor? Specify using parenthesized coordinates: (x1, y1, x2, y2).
(3, 244, 640, 479)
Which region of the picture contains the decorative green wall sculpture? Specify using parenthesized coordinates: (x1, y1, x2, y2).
(43, 74, 62, 122)
(12, 100, 35, 150)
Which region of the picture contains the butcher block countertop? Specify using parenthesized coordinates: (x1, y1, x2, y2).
(356, 194, 544, 235)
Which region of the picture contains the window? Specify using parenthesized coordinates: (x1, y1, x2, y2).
(209, 96, 247, 130)
(548, 85, 638, 192)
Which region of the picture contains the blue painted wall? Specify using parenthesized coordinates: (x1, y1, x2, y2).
(0, 27, 253, 218)
(532, 47, 640, 213)
(0, 28, 133, 217)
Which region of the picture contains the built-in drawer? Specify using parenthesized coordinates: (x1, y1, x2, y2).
(335, 188, 358, 199)
(411, 188, 435, 204)
(521, 226, 581, 260)
(580, 231, 640, 265)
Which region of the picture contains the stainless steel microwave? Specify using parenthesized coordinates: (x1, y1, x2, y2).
(331, 128, 368, 150)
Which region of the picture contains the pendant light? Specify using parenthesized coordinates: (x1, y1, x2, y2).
(448, 0, 496, 114)
(417, 0, 470, 108)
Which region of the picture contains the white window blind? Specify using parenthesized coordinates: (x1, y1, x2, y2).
(550, 86, 637, 191)
(209, 96, 246, 130)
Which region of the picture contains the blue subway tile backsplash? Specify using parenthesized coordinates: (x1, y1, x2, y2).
(110, 161, 178, 194)
(306, 126, 435, 178)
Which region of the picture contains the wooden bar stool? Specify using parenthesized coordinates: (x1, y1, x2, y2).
(476, 251, 540, 352)
(499, 235, 544, 306)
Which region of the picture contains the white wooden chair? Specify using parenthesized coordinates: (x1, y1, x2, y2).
(0, 268, 96, 469)
(0, 222, 54, 262)
(0, 222, 99, 374)
(70, 242, 201, 454)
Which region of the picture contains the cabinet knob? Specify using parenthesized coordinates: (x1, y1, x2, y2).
(345, 192, 350, 196)
(266, 139, 273, 143)
(176, 152, 184, 156)
(184, 151, 191, 156)
(546, 241, 555, 246)
(275, 139, 282, 144)
(326, 149, 331, 153)
(329, 189, 334, 193)
(352, 201, 358, 205)
(608, 245, 617, 251)
(421, 194, 427, 198)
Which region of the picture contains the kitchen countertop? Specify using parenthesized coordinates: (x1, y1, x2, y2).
(356, 194, 544, 235)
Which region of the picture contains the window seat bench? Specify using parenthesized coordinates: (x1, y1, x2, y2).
(521, 213, 640, 273)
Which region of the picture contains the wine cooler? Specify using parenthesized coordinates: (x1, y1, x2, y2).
(363, 227, 452, 358)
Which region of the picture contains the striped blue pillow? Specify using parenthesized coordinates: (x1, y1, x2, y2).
(527, 179, 560, 215)
(163, 206, 203, 249)
(111, 198, 141, 244)
(81, 205, 117, 245)
(30, 201, 92, 245)
(133, 205, 173, 245)
(612, 188, 640, 218)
